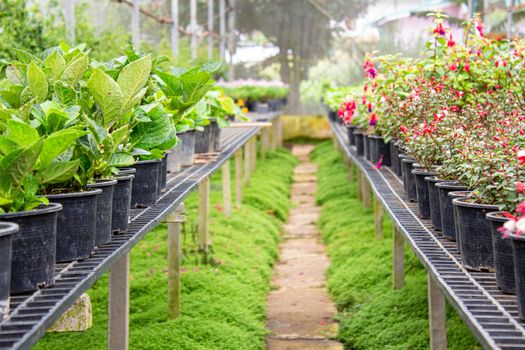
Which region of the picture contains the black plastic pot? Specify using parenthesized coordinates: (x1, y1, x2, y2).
(425, 177, 452, 231)
(112, 170, 135, 235)
(179, 130, 196, 167)
(369, 135, 391, 166)
(210, 120, 221, 152)
(453, 197, 498, 271)
(436, 182, 469, 241)
(390, 139, 399, 173)
(354, 132, 365, 156)
(401, 158, 417, 202)
(47, 190, 101, 263)
(412, 168, 438, 219)
(131, 160, 161, 208)
(486, 212, 515, 294)
(396, 148, 407, 178)
(510, 233, 525, 320)
(328, 110, 337, 122)
(0, 203, 61, 293)
(85, 179, 117, 246)
(168, 143, 182, 174)
(194, 125, 212, 154)
(0, 222, 17, 319)
(159, 153, 168, 193)
(347, 125, 357, 146)
(363, 134, 371, 161)
(368, 136, 379, 164)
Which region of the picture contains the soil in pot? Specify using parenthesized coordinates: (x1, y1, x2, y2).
(47, 190, 101, 263)
(354, 132, 365, 156)
(347, 125, 357, 145)
(425, 177, 454, 231)
(453, 197, 499, 271)
(0, 222, 17, 319)
(167, 143, 182, 174)
(436, 182, 470, 241)
(131, 159, 161, 208)
(510, 234, 525, 320)
(487, 212, 515, 294)
(112, 171, 134, 235)
(0, 203, 62, 293)
(412, 168, 438, 219)
(194, 125, 212, 154)
(401, 158, 417, 202)
(179, 130, 196, 167)
(85, 179, 117, 246)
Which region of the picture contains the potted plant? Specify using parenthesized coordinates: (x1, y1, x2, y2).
(0, 222, 18, 320)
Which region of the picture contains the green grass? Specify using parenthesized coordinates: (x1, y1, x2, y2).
(34, 148, 297, 350)
(311, 140, 481, 350)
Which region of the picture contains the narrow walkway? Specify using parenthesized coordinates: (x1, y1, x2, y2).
(266, 145, 343, 350)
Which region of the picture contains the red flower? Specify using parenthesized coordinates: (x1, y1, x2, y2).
(433, 23, 446, 36)
(373, 155, 384, 170)
(517, 181, 525, 194)
(400, 125, 408, 134)
(476, 21, 484, 37)
(449, 62, 457, 72)
(519, 149, 525, 165)
(447, 34, 455, 47)
(369, 113, 377, 126)
(464, 62, 470, 73)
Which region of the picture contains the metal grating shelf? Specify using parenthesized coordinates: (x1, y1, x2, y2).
(331, 122, 525, 350)
(0, 126, 259, 350)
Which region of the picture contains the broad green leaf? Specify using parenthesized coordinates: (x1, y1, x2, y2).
(109, 152, 134, 167)
(6, 120, 39, 148)
(44, 51, 66, 80)
(0, 139, 43, 193)
(38, 160, 79, 184)
(0, 138, 19, 155)
(27, 62, 48, 103)
(62, 54, 88, 86)
(219, 96, 235, 114)
(131, 104, 177, 150)
(87, 68, 123, 128)
(6, 66, 23, 86)
(41, 129, 87, 166)
(110, 125, 129, 151)
(13, 49, 41, 65)
(117, 55, 152, 113)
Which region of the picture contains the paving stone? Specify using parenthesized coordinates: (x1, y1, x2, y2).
(284, 223, 318, 237)
(291, 183, 317, 196)
(266, 338, 344, 350)
(291, 195, 316, 206)
(291, 144, 315, 157)
(272, 254, 329, 288)
(279, 238, 326, 259)
(287, 212, 320, 226)
(293, 163, 318, 175)
(290, 206, 321, 217)
(293, 174, 317, 183)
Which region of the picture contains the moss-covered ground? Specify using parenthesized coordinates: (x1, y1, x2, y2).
(311, 140, 481, 350)
(35, 148, 297, 350)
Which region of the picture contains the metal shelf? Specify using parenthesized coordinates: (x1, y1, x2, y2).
(331, 122, 525, 350)
(0, 126, 259, 350)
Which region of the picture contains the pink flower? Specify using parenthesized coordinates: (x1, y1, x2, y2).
(369, 113, 377, 126)
(433, 23, 446, 36)
(449, 62, 457, 72)
(464, 62, 470, 73)
(447, 34, 455, 47)
(517, 181, 525, 194)
(373, 155, 384, 169)
(476, 21, 484, 37)
(518, 149, 525, 165)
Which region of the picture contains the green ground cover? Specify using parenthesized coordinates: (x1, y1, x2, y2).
(35, 148, 297, 350)
(312, 140, 481, 350)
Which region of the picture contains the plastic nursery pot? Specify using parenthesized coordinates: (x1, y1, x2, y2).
(354, 132, 365, 156)
(412, 168, 438, 220)
(347, 125, 358, 146)
(486, 212, 515, 294)
(396, 148, 408, 178)
(130, 159, 161, 208)
(368, 135, 379, 164)
(400, 158, 417, 202)
(210, 120, 221, 152)
(194, 124, 213, 154)
(425, 177, 453, 231)
(510, 233, 525, 320)
(369, 135, 391, 166)
(47, 190, 101, 263)
(85, 179, 118, 246)
(254, 102, 270, 114)
(363, 134, 371, 161)
(436, 182, 470, 241)
(452, 197, 499, 272)
(0, 203, 62, 293)
(159, 153, 169, 193)
(0, 222, 18, 319)
(179, 130, 196, 167)
(112, 168, 135, 234)
(167, 143, 182, 174)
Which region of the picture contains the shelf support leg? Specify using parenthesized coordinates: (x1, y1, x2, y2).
(108, 253, 130, 350)
(261, 127, 270, 160)
(244, 139, 251, 186)
(221, 161, 232, 217)
(198, 177, 210, 264)
(276, 116, 283, 148)
(235, 149, 243, 208)
(356, 170, 363, 201)
(362, 177, 371, 209)
(348, 161, 354, 182)
(167, 203, 185, 320)
(374, 195, 384, 240)
(393, 225, 405, 289)
(428, 274, 448, 350)
(250, 137, 257, 170)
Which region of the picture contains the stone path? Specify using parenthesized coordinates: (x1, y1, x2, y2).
(266, 145, 343, 350)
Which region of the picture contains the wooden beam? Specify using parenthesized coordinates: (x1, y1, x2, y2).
(393, 226, 405, 289)
(221, 161, 232, 217)
(235, 149, 243, 207)
(244, 141, 251, 186)
(374, 195, 384, 240)
(428, 274, 448, 350)
(166, 204, 185, 320)
(198, 177, 210, 264)
(108, 253, 130, 350)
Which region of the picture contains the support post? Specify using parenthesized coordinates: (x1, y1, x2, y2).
(276, 116, 283, 148)
(356, 170, 363, 201)
(219, 0, 226, 61)
(171, 0, 179, 58)
(207, 0, 214, 59)
(250, 137, 257, 170)
(393, 225, 405, 289)
(108, 253, 130, 350)
(428, 274, 448, 350)
(190, 0, 197, 63)
(374, 195, 384, 240)
(64, 0, 76, 46)
(227, 0, 236, 79)
(271, 117, 280, 150)
(235, 150, 243, 207)
(221, 161, 232, 217)
(362, 177, 371, 209)
(167, 204, 185, 320)
(261, 127, 270, 160)
(131, 0, 140, 48)
(348, 162, 354, 182)
(198, 177, 210, 264)
(244, 140, 251, 186)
